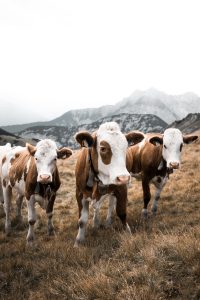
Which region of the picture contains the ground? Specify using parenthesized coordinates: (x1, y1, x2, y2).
(0, 138, 200, 300)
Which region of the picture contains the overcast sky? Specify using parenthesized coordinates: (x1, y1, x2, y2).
(0, 0, 200, 125)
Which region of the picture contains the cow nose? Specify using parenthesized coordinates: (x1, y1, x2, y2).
(39, 174, 51, 182)
(169, 162, 179, 169)
(116, 175, 130, 185)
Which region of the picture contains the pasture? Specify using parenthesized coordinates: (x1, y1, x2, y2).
(0, 139, 200, 300)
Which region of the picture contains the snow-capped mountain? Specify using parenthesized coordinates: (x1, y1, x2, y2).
(17, 113, 167, 148)
(3, 88, 200, 133)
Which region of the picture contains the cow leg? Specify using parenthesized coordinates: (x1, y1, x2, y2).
(26, 195, 36, 243)
(46, 193, 56, 236)
(105, 195, 116, 227)
(0, 183, 4, 204)
(16, 194, 23, 221)
(151, 176, 168, 213)
(74, 197, 89, 247)
(92, 194, 107, 228)
(115, 187, 131, 233)
(3, 186, 12, 235)
(142, 178, 151, 218)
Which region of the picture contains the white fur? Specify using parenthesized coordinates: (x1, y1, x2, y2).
(162, 128, 183, 168)
(34, 139, 58, 182)
(96, 122, 129, 185)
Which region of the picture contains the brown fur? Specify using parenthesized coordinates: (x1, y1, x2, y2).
(99, 141, 112, 165)
(126, 142, 165, 211)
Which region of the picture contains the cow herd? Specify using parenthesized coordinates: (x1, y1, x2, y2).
(0, 122, 198, 247)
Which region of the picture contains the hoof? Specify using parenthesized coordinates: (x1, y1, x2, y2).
(142, 209, 148, 219)
(74, 239, 84, 248)
(151, 207, 157, 214)
(5, 226, 11, 236)
(48, 227, 55, 236)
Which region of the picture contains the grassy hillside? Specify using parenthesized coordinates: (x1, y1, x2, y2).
(0, 138, 200, 300)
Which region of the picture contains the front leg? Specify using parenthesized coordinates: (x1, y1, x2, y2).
(92, 194, 107, 228)
(105, 194, 116, 227)
(26, 195, 36, 243)
(74, 197, 89, 247)
(3, 185, 12, 235)
(142, 178, 151, 218)
(151, 175, 168, 214)
(16, 194, 24, 222)
(115, 186, 131, 233)
(46, 193, 56, 236)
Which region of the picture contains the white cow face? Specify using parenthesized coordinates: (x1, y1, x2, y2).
(27, 139, 72, 184)
(75, 122, 145, 186)
(162, 128, 183, 169)
(96, 122, 130, 185)
(149, 128, 198, 170)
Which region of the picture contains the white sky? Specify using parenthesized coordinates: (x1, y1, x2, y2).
(0, 0, 200, 124)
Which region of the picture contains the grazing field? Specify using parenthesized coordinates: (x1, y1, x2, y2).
(0, 139, 200, 300)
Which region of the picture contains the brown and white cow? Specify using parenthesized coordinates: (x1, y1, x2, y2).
(96, 128, 198, 221)
(0, 143, 12, 203)
(126, 128, 198, 217)
(1, 139, 72, 242)
(74, 121, 144, 246)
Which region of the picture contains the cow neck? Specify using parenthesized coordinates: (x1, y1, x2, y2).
(88, 147, 99, 183)
(34, 182, 56, 200)
(157, 146, 173, 178)
(87, 147, 110, 197)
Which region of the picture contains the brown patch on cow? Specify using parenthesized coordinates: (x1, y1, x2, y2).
(99, 141, 112, 165)
(9, 150, 31, 187)
(2, 156, 6, 165)
(3, 179, 7, 188)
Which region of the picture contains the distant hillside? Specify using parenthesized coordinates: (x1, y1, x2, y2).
(2, 88, 200, 133)
(0, 127, 39, 146)
(17, 113, 167, 148)
(168, 113, 200, 134)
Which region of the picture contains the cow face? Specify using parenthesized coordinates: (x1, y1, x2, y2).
(27, 140, 72, 184)
(75, 122, 145, 186)
(149, 128, 198, 170)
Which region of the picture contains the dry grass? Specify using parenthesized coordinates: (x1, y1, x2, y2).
(0, 141, 200, 300)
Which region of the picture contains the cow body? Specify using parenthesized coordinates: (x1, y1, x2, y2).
(1, 139, 72, 242)
(126, 128, 198, 216)
(74, 122, 144, 246)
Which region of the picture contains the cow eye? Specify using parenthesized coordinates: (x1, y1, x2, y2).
(100, 147, 106, 152)
(180, 143, 183, 152)
(164, 145, 167, 149)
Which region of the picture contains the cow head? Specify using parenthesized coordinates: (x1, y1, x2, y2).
(149, 128, 198, 170)
(75, 122, 144, 185)
(26, 139, 72, 184)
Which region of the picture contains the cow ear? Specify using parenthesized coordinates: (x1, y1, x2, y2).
(26, 143, 36, 156)
(183, 135, 198, 144)
(125, 131, 145, 146)
(57, 147, 73, 159)
(149, 136, 163, 146)
(75, 131, 94, 148)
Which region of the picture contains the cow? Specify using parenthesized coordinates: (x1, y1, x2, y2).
(0, 143, 12, 203)
(104, 128, 198, 220)
(1, 139, 72, 243)
(74, 121, 145, 246)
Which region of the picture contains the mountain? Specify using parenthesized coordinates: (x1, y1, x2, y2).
(2, 88, 200, 133)
(0, 128, 39, 146)
(17, 113, 167, 148)
(168, 113, 200, 134)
